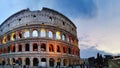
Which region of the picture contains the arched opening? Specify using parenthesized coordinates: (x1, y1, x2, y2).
(18, 58, 22, 65)
(25, 58, 30, 65)
(4, 48, 6, 53)
(32, 30, 38, 37)
(68, 48, 71, 54)
(33, 43, 38, 51)
(11, 44, 15, 52)
(48, 30, 53, 38)
(25, 43, 30, 51)
(41, 43, 46, 51)
(57, 58, 61, 66)
(40, 28, 46, 37)
(3, 36, 7, 44)
(63, 46, 67, 53)
(62, 34, 66, 41)
(24, 29, 30, 38)
(49, 44, 54, 52)
(41, 58, 46, 66)
(18, 44, 22, 52)
(57, 45, 61, 52)
(18, 31, 22, 38)
(11, 32, 16, 41)
(49, 58, 54, 67)
(12, 58, 16, 65)
(0, 48, 2, 54)
(56, 31, 61, 40)
(33, 58, 39, 66)
(63, 59, 67, 66)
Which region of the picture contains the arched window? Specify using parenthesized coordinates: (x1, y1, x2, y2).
(68, 48, 71, 54)
(24, 29, 30, 38)
(62, 34, 66, 41)
(3, 36, 7, 44)
(40, 28, 46, 37)
(63, 46, 67, 53)
(11, 44, 15, 52)
(41, 43, 46, 51)
(18, 58, 22, 65)
(49, 58, 54, 67)
(11, 32, 16, 41)
(25, 43, 30, 51)
(57, 46, 61, 52)
(33, 43, 38, 51)
(8, 46, 10, 53)
(49, 44, 54, 52)
(25, 58, 30, 65)
(41, 58, 46, 62)
(56, 31, 61, 40)
(33, 58, 39, 66)
(48, 31, 53, 38)
(12, 58, 16, 65)
(18, 31, 22, 38)
(18, 44, 22, 52)
(57, 58, 61, 66)
(63, 59, 67, 66)
(32, 30, 38, 37)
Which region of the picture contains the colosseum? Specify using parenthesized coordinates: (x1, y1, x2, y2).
(0, 7, 80, 67)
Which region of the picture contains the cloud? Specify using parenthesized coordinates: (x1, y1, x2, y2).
(80, 44, 111, 58)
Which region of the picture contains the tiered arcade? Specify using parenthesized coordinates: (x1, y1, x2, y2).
(0, 8, 80, 67)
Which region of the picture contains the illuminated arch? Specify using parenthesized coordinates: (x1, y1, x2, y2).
(11, 32, 16, 41)
(56, 31, 61, 40)
(18, 31, 22, 38)
(62, 34, 66, 41)
(3, 36, 7, 44)
(24, 29, 30, 38)
(57, 45, 61, 52)
(40, 28, 46, 37)
(41, 43, 46, 51)
(49, 44, 54, 52)
(48, 30, 53, 38)
(33, 43, 38, 51)
(32, 29, 38, 37)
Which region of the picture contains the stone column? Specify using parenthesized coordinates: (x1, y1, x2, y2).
(61, 58, 63, 66)
(15, 43, 18, 52)
(30, 57, 33, 67)
(22, 43, 25, 52)
(30, 29, 32, 38)
(46, 41, 49, 52)
(22, 57, 25, 66)
(30, 42, 33, 52)
(10, 58, 12, 65)
(38, 57, 41, 66)
(46, 58, 49, 67)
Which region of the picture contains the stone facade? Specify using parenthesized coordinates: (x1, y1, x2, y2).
(0, 8, 80, 67)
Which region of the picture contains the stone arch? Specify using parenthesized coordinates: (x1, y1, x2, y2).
(63, 59, 67, 66)
(18, 58, 22, 65)
(33, 58, 39, 66)
(32, 29, 38, 37)
(68, 47, 71, 54)
(11, 44, 15, 52)
(57, 58, 61, 66)
(41, 43, 46, 51)
(49, 58, 54, 67)
(18, 30, 22, 38)
(7, 46, 10, 53)
(63, 46, 67, 53)
(49, 44, 54, 52)
(40, 28, 46, 37)
(18, 44, 22, 52)
(25, 43, 30, 51)
(57, 45, 61, 52)
(24, 29, 30, 38)
(11, 32, 16, 41)
(48, 30, 53, 38)
(25, 58, 30, 65)
(56, 31, 61, 40)
(33, 43, 38, 51)
(41, 58, 46, 66)
(12, 58, 16, 65)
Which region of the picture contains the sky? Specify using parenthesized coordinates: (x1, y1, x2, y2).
(0, 0, 120, 58)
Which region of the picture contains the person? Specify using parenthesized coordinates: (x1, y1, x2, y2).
(23, 65, 26, 68)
